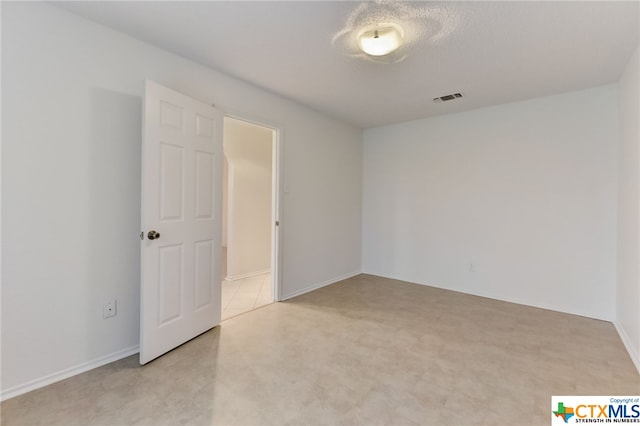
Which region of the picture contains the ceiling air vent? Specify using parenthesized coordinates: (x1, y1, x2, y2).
(433, 92, 463, 103)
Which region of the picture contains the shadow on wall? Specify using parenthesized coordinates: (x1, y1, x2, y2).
(89, 88, 142, 354)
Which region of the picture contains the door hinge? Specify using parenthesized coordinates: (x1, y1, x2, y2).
(140, 231, 144, 240)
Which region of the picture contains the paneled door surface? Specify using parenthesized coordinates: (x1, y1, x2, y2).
(140, 81, 223, 365)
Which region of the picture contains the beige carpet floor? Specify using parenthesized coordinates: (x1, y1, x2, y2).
(2, 274, 638, 425)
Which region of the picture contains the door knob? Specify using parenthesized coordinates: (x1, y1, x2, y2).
(147, 230, 160, 240)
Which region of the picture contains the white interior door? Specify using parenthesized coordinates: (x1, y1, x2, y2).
(140, 81, 223, 365)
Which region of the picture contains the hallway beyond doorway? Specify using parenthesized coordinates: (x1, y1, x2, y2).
(222, 116, 277, 317)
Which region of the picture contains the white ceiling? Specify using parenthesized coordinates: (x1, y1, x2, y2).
(56, 1, 639, 128)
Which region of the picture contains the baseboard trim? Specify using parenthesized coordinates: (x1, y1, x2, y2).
(614, 321, 640, 375)
(225, 269, 270, 281)
(281, 270, 361, 301)
(1, 345, 140, 401)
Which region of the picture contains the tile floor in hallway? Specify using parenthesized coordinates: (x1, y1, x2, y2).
(221, 273, 272, 320)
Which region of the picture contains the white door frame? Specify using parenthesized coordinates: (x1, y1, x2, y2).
(223, 114, 282, 302)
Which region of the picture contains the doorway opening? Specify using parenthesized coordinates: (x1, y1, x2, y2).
(221, 116, 279, 320)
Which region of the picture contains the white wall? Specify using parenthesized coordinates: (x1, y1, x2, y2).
(1, 2, 362, 398)
(616, 44, 640, 373)
(363, 86, 618, 321)
(224, 118, 272, 279)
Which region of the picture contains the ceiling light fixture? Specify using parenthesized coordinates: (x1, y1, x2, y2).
(358, 24, 404, 56)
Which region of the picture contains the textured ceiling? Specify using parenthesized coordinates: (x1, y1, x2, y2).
(56, 1, 639, 128)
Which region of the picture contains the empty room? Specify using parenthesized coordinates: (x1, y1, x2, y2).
(1, 1, 639, 425)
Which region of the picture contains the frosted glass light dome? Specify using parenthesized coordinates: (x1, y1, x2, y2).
(358, 24, 404, 56)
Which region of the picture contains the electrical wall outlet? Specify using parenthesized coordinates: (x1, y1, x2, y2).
(103, 300, 117, 318)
